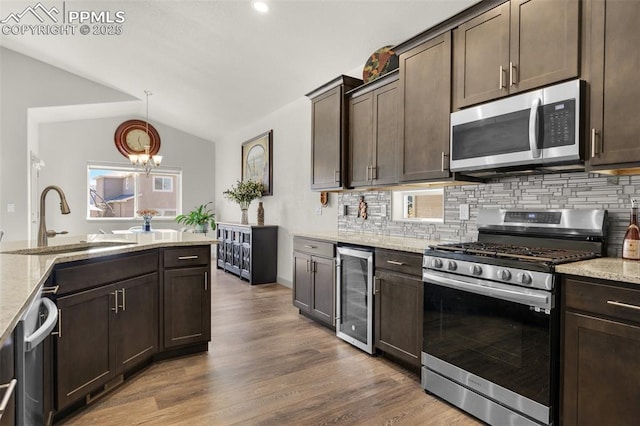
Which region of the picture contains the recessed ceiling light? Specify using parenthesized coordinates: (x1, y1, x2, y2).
(252, 1, 269, 13)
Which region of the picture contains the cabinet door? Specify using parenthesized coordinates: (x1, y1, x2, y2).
(311, 87, 343, 189)
(372, 81, 398, 186)
(292, 252, 312, 313)
(348, 92, 374, 187)
(116, 273, 158, 373)
(374, 270, 423, 367)
(55, 285, 117, 409)
(163, 267, 211, 349)
(588, 0, 640, 166)
(398, 32, 452, 182)
(311, 256, 335, 326)
(453, 3, 509, 109)
(510, 0, 578, 94)
(563, 312, 640, 425)
(0, 334, 15, 426)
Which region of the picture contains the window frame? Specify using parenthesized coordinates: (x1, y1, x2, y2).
(391, 188, 444, 223)
(153, 176, 173, 192)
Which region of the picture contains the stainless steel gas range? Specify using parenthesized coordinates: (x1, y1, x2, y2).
(422, 208, 607, 426)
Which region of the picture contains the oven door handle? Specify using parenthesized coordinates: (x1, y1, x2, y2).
(529, 97, 542, 158)
(423, 270, 551, 311)
(24, 297, 58, 353)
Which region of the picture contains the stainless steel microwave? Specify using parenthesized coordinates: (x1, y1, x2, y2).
(450, 79, 583, 173)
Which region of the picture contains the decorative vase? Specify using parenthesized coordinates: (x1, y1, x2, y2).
(257, 202, 264, 226)
(241, 208, 249, 225)
(143, 215, 152, 232)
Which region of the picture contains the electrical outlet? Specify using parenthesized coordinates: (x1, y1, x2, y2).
(315, 205, 322, 215)
(459, 204, 470, 220)
(381, 205, 387, 217)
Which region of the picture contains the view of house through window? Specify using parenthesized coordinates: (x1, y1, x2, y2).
(88, 165, 182, 219)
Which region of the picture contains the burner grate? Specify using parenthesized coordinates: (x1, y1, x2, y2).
(429, 242, 598, 264)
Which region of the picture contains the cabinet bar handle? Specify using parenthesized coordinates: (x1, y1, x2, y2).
(178, 255, 199, 260)
(441, 152, 448, 172)
(386, 260, 405, 266)
(509, 62, 516, 86)
(374, 276, 380, 295)
(204, 272, 208, 291)
(312, 260, 317, 273)
(371, 166, 377, 180)
(306, 259, 310, 273)
(591, 128, 598, 158)
(366, 165, 371, 181)
(120, 289, 126, 311)
(42, 285, 59, 295)
(499, 65, 505, 89)
(334, 170, 340, 183)
(112, 291, 119, 314)
(52, 309, 62, 338)
(607, 300, 640, 311)
(303, 245, 316, 249)
(0, 379, 17, 416)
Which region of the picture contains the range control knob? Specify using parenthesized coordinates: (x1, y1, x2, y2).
(469, 264, 483, 276)
(497, 269, 512, 281)
(447, 260, 457, 271)
(517, 272, 532, 285)
(431, 258, 443, 269)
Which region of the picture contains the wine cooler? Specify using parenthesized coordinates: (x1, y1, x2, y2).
(336, 245, 374, 354)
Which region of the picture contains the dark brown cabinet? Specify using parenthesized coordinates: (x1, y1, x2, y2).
(374, 249, 423, 368)
(306, 75, 363, 190)
(55, 272, 159, 410)
(562, 276, 640, 425)
(216, 223, 278, 284)
(293, 237, 336, 328)
(348, 74, 398, 187)
(162, 246, 211, 349)
(0, 332, 16, 426)
(453, 0, 579, 109)
(587, 0, 640, 168)
(397, 32, 452, 182)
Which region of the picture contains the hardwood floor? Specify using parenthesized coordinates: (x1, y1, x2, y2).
(59, 269, 481, 425)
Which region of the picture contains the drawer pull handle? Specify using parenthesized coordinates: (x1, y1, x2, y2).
(303, 245, 316, 249)
(0, 379, 17, 415)
(178, 255, 199, 260)
(386, 260, 405, 266)
(607, 300, 640, 311)
(42, 285, 59, 295)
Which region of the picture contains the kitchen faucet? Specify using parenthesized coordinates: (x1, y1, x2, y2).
(38, 185, 71, 246)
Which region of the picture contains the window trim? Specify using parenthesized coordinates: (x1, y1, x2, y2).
(86, 162, 182, 221)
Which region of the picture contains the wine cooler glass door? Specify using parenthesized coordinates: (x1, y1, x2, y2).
(336, 247, 374, 354)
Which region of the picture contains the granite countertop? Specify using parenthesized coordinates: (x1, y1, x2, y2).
(0, 232, 217, 346)
(556, 257, 640, 285)
(293, 231, 439, 254)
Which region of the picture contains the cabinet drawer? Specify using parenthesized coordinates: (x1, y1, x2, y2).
(375, 249, 422, 276)
(565, 278, 640, 324)
(163, 246, 210, 268)
(293, 237, 334, 258)
(55, 250, 158, 295)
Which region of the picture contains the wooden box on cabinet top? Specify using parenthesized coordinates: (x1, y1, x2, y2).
(453, 0, 579, 110)
(561, 275, 640, 426)
(216, 223, 278, 284)
(306, 75, 363, 190)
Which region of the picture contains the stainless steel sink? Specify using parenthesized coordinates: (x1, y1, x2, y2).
(2, 241, 136, 255)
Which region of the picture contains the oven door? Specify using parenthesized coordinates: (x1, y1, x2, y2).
(422, 269, 556, 425)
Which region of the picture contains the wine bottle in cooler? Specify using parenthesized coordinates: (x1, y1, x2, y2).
(622, 198, 640, 260)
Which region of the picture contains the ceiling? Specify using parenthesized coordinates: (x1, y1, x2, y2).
(1, 0, 478, 143)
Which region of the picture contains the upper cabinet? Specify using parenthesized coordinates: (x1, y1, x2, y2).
(453, 0, 579, 110)
(587, 0, 640, 169)
(307, 75, 363, 190)
(348, 73, 398, 188)
(398, 32, 452, 182)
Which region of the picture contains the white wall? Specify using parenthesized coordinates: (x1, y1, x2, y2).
(215, 97, 337, 287)
(0, 47, 136, 240)
(38, 117, 215, 235)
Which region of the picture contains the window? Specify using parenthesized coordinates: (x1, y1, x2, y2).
(87, 164, 182, 219)
(391, 188, 444, 222)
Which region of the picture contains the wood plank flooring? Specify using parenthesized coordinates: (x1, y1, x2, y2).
(59, 269, 482, 425)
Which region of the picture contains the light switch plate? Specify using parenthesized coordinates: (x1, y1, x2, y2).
(459, 204, 470, 220)
(315, 205, 322, 215)
(7, 203, 15, 213)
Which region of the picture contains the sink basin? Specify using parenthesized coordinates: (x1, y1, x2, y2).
(2, 241, 136, 255)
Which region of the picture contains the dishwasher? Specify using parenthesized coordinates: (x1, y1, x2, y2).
(15, 290, 58, 426)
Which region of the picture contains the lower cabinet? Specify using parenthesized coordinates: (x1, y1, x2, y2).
(55, 273, 158, 409)
(562, 276, 640, 425)
(374, 249, 423, 368)
(0, 333, 16, 426)
(292, 237, 336, 328)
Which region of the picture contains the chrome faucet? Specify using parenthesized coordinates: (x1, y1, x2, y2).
(38, 185, 71, 246)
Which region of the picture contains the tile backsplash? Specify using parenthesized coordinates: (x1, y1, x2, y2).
(337, 172, 639, 258)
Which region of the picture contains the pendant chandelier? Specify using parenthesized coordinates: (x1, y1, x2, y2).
(129, 90, 163, 176)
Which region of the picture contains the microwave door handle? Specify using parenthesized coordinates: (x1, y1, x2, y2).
(529, 97, 542, 158)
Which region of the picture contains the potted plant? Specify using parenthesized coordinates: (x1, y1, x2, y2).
(175, 202, 216, 233)
(223, 179, 263, 224)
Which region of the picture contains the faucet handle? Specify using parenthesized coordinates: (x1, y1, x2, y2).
(45, 230, 68, 238)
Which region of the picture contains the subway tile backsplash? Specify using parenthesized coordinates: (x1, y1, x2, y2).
(337, 172, 638, 258)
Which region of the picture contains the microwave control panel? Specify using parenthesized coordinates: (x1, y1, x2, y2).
(541, 99, 575, 148)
